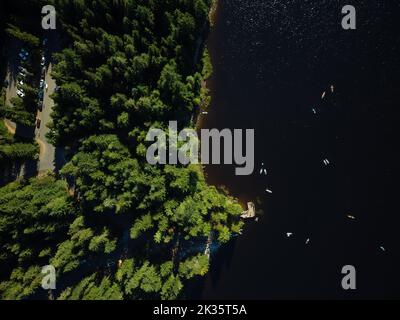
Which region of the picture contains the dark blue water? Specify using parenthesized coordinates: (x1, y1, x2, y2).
(196, 0, 400, 299)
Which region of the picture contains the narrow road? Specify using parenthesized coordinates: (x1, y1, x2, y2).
(36, 63, 56, 174)
(5, 71, 17, 105)
(4, 55, 56, 175)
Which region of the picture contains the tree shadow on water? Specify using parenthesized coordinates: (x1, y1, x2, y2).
(186, 237, 237, 299)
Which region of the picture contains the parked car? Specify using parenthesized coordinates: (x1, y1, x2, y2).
(17, 89, 25, 98)
(19, 50, 28, 60)
(36, 118, 41, 128)
(40, 79, 45, 89)
(37, 100, 43, 111)
(18, 66, 27, 73)
(38, 90, 44, 100)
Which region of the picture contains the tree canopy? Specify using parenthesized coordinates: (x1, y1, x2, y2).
(0, 0, 244, 300)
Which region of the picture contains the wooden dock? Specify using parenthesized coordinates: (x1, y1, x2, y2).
(241, 202, 256, 219)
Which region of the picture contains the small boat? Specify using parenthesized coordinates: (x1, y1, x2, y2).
(330, 85, 335, 93)
(306, 238, 310, 244)
(201, 111, 208, 115)
(286, 232, 293, 238)
(380, 246, 386, 252)
(312, 108, 317, 114)
(321, 91, 326, 99)
(259, 163, 267, 175)
(266, 188, 273, 194)
(347, 215, 356, 220)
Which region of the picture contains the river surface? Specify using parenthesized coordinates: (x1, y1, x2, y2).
(194, 0, 400, 299)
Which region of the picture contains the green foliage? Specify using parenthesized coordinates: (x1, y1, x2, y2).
(202, 48, 213, 79)
(0, 120, 13, 143)
(5, 24, 39, 47)
(58, 274, 123, 300)
(178, 254, 209, 279)
(61, 134, 166, 214)
(0, 142, 38, 163)
(0, 266, 42, 300)
(0, 120, 38, 164)
(0, 0, 246, 300)
(115, 259, 183, 299)
(51, 215, 117, 275)
(0, 176, 78, 299)
(161, 274, 183, 300)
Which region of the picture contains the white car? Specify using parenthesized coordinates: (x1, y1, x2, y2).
(17, 89, 25, 98)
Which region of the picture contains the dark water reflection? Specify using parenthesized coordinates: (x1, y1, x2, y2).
(194, 0, 400, 299)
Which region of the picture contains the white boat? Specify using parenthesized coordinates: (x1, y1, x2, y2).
(259, 163, 267, 175)
(266, 188, 273, 194)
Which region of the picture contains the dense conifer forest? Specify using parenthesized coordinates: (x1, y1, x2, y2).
(0, 0, 243, 299)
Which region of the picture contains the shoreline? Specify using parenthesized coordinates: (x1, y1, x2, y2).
(196, 0, 247, 210)
(195, 0, 218, 129)
(209, 0, 219, 27)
